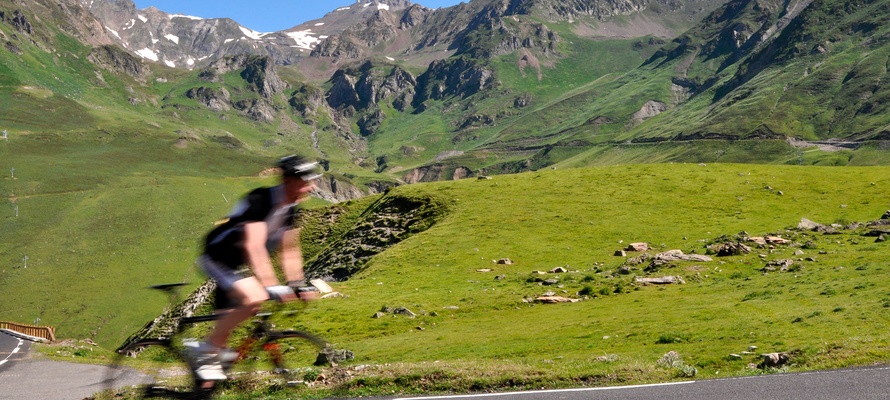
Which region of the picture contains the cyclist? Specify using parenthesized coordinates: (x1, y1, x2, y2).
(189, 154, 321, 381)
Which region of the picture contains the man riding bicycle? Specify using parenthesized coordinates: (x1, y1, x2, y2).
(190, 154, 321, 381)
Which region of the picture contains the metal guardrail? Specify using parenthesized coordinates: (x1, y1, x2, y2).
(0, 321, 56, 342)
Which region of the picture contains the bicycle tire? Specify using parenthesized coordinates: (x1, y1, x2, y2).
(228, 330, 328, 386)
(103, 339, 165, 398)
(104, 338, 214, 399)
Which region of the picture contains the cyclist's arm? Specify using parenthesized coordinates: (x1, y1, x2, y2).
(243, 221, 280, 287)
(280, 228, 317, 300)
(279, 228, 305, 284)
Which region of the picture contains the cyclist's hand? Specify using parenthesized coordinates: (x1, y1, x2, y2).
(288, 280, 319, 302)
(296, 286, 319, 301)
(266, 285, 297, 303)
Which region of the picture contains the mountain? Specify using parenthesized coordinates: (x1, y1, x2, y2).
(4, 0, 890, 351)
(1, 0, 889, 196)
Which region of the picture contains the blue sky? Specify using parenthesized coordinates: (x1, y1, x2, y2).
(131, 0, 465, 32)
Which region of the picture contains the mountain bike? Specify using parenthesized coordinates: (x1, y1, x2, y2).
(104, 282, 329, 399)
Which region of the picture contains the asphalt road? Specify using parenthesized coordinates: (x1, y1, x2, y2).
(3, 329, 890, 400)
(384, 367, 890, 400)
(0, 331, 148, 400)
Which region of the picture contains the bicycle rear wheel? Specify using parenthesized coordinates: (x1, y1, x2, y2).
(105, 339, 213, 399)
(229, 330, 328, 385)
(103, 341, 156, 397)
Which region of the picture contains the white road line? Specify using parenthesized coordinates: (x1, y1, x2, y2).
(1, 339, 23, 365)
(397, 381, 696, 399)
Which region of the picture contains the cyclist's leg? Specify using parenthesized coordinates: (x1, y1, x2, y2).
(207, 276, 267, 347)
(192, 256, 264, 380)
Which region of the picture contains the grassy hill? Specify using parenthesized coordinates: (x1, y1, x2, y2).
(2, 2, 890, 396)
(22, 162, 890, 399)
(240, 163, 890, 397)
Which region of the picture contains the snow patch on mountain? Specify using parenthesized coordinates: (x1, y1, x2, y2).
(135, 48, 159, 61)
(239, 26, 266, 40)
(285, 30, 323, 50)
(105, 26, 121, 40)
(170, 14, 203, 21)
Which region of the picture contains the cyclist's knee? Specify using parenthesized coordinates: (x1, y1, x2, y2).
(230, 277, 269, 305)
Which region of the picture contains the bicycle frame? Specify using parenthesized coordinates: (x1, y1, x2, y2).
(106, 282, 328, 399)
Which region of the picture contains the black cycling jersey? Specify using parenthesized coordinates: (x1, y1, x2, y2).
(203, 185, 298, 269)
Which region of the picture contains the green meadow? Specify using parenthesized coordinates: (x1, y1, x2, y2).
(22, 159, 889, 398)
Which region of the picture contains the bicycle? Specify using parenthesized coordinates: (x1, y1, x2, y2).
(104, 282, 329, 399)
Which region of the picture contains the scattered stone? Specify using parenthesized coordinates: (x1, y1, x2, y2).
(762, 259, 795, 273)
(626, 243, 649, 252)
(765, 236, 790, 244)
(495, 274, 506, 280)
(877, 235, 886, 243)
(758, 352, 790, 369)
(496, 258, 514, 265)
(534, 296, 580, 303)
(798, 218, 823, 231)
(372, 312, 386, 319)
(393, 307, 416, 318)
(655, 250, 712, 262)
(542, 279, 560, 286)
(614, 250, 627, 257)
(477, 268, 493, 272)
(714, 242, 752, 256)
(617, 266, 632, 275)
(315, 347, 355, 366)
(549, 267, 567, 273)
(882, 210, 890, 220)
(729, 354, 742, 359)
(635, 276, 685, 285)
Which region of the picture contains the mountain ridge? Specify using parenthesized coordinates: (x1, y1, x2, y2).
(1, 0, 888, 195)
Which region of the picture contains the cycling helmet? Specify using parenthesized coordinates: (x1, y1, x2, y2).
(278, 155, 322, 181)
